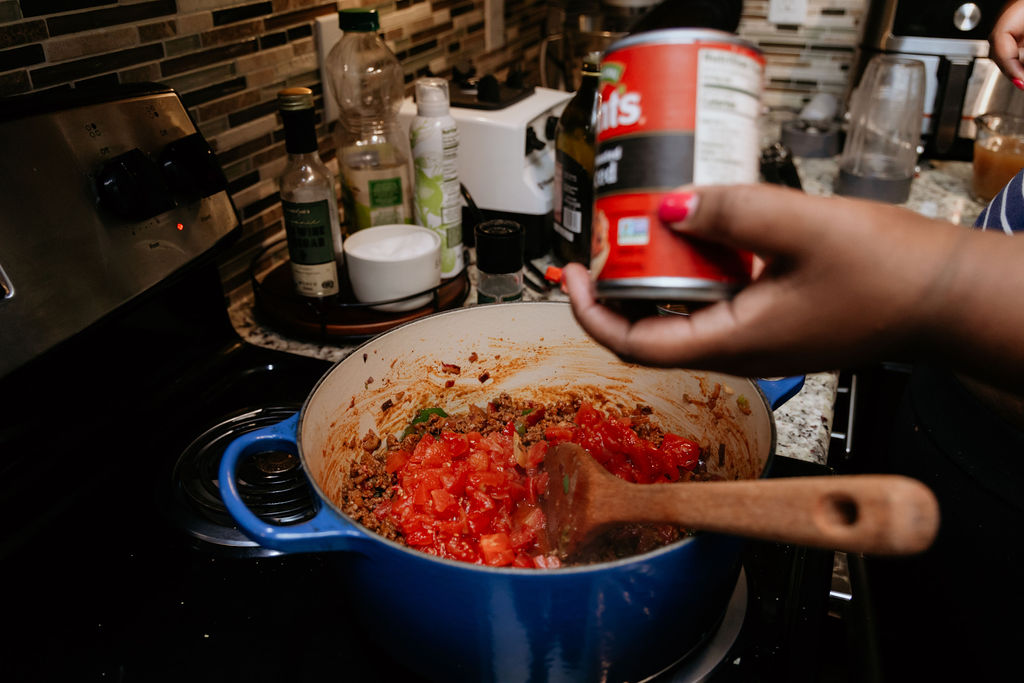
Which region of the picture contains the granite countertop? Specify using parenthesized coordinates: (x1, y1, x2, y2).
(227, 158, 986, 467)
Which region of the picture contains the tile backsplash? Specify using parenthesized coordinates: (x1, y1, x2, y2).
(1, 0, 868, 293)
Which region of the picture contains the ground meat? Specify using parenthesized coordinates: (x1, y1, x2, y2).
(338, 392, 709, 566)
(360, 430, 381, 452)
(340, 444, 400, 542)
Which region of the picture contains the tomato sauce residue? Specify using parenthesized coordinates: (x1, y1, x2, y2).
(362, 398, 703, 569)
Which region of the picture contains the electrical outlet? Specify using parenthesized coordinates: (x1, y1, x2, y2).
(315, 13, 343, 123)
(485, 0, 505, 51)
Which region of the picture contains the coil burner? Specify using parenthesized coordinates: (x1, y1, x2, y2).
(167, 405, 318, 556)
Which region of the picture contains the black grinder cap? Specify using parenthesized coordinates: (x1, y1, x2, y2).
(475, 219, 524, 275)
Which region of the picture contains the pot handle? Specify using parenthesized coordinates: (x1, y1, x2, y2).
(756, 376, 805, 410)
(218, 413, 369, 554)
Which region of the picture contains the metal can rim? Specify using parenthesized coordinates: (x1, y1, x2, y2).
(604, 28, 762, 58)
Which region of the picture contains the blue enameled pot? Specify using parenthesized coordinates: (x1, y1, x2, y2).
(219, 302, 802, 682)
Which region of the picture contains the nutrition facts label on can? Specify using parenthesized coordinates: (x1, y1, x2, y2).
(694, 47, 762, 186)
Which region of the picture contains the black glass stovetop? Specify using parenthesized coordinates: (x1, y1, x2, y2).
(0, 266, 851, 683)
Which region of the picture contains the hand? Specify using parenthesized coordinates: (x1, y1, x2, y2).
(563, 184, 1024, 388)
(990, 0, 1024, 88)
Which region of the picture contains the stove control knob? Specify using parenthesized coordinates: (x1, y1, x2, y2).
(158, 132, 228, 199)
(545, 115, 559, 141)
(953, 3, 981, 31)
(95, 148, 176, 221)
(525, 126, 547, 155)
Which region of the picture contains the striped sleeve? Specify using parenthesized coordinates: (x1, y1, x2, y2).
(974, 169, 1024, 234)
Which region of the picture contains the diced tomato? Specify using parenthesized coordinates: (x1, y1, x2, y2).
(468, 448, 490, 472)
(444, 535, 477, 562)
(532, 554, 562, 569)
(467, 509, 496, 536)
(520, 506, 545, 533)
(544, 425, 574, 443)
(440, 431, 469, 457)
(509, 526, 535, 550)
(379, 400, 700, 570)
(575, 402, 601, 427)
(524, 406, 546, 426)
(661, 433, 701, 471)
(405, 526, 435, 547)
(431, 488, 457, 513)
(385, 450, 410, 474)
(479, 532, 515, 566)
(522, 440, 548, 469)
(528, 472, 549, 502)
(512, 553, 534, 568)
(413, 480, 432, 507)
(468, 470, 506, 489)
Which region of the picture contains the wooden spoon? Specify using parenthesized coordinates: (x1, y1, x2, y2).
(541, 443, 940, 559)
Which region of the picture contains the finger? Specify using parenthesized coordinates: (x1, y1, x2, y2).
(991, 31, 1024, 84)
(657, 184, 837, 257)
(563, 261, 751, 368)
(562, 263, 638, 353)
(990, 3, 1024, 85)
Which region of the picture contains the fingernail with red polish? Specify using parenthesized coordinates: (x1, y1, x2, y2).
(1013, 78, 1024, 91)
(658, 192, 698, 224)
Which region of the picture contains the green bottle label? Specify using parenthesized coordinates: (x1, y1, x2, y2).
(283, 198, 339, 297)
(369, 177, 404, 208)
(283, 199, 335, 265)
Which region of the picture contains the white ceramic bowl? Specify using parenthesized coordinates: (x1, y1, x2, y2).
(343, 224, 441, 312)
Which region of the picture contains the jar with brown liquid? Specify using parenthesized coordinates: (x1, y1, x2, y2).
(972, 113, 1024, 202)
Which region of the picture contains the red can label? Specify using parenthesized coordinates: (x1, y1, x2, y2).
(592, 31, 764, 302)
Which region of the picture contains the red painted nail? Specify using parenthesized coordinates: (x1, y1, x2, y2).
(1013, 78, 1024, 91)
(658, 192, 697, 224)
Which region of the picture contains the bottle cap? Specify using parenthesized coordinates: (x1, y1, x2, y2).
(415, 77, 450, 117)
(475, 220, 524, 274)
(339, 8, 380, 32)
(544, 265, 563, 284)
(277, 86, 314, 111)
(582, 51, 602, 72)
(277, 88, 317, 154)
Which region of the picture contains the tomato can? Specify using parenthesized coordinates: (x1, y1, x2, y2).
(592, 29, 765, 302)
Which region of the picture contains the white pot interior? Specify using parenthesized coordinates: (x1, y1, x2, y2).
(298, 302, 774, 519)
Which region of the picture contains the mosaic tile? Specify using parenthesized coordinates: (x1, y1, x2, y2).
(212, 1, 272, 27)
(160, 39, 258, 77)
(45, 0, 176, 38)
(139, 21, 178, 43)
(0, 43, 44, 71)
(21, 0, 107, 19)
(45, 26, 138, 63)
(31, 44, 163, 87)
(0, 69, 30, 95)
(0, 2, 22, 24)
(0, 20, 46, 50)
(263, 3, 335, 32)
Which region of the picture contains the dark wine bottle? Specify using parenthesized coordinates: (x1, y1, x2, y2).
(552, 51, 602, 266)
(278, 87, 344, 299)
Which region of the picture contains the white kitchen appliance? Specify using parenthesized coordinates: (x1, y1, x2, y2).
(399, 86, 572, 259)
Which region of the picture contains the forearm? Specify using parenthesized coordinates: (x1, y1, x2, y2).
(914, 227, 1024, 391)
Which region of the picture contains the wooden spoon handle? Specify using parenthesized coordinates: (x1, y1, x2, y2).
(597, 475, 940, 555)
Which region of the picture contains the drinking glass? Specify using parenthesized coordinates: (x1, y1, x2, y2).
(972, 113, 1024, 202)
(835, 55, 927, 204)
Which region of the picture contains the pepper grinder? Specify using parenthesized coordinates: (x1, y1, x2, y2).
(475, 219, 524, 303)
